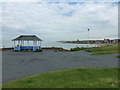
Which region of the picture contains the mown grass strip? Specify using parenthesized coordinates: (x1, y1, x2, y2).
(3, 67, 118, 88)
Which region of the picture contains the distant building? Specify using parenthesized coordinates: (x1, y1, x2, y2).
(12, 35, 43, 51)
(104, 39, 109, 43)
(113, 39, 120, 44)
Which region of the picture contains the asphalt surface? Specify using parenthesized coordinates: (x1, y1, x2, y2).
(2, 50, 118, 83)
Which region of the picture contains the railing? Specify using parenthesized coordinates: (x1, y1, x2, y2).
(14, 46, 41, 51)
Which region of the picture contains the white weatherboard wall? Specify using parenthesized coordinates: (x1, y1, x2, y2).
(0, 58, 1, 89)
(0, 5, 2, 88)
(0, 31, 1, 88)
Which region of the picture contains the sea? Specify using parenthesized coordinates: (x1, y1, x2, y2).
(41, 41, 97, 50)
(1, 41, 97, 50)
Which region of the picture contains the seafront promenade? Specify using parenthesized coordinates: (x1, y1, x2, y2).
(2, 49, 118, 83)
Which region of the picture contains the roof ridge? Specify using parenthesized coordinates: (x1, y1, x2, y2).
(12, 35, 43, 41)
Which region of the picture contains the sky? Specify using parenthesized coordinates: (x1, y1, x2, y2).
(0, 0, 119, 47)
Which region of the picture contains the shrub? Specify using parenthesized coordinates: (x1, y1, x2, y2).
(35, 49, 42, 52)
(70, 47, 87, 51)
(86, 49, 91, 52)
(116, 55, 120, 58)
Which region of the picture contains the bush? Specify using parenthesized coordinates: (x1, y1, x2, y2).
(116, 55, 120, 58)
(70, 47, 87, 51)
(35, 49, 42, 52)
(86, 49, 92, 52)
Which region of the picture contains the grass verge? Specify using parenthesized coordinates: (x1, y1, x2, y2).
(70, 44, 119, 55)
(86, 44, 119, 55)
(3, 67, 118, 88)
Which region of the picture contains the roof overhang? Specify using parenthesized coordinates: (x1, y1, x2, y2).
(12, 35, 43, 41)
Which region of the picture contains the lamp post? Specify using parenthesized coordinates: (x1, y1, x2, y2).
(88, 29, 90, 47)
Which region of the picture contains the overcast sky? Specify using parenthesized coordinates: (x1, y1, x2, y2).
(0, 0, 119, 47)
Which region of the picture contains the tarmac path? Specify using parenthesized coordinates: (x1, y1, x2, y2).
(2, 50, 118, 83)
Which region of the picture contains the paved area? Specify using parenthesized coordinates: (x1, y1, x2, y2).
(2, 50, 118, 83)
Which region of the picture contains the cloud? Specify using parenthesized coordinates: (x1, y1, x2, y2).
(1, 0, 119, 3)
(1, 0, 39, 2)
(1, 2, 118, 47)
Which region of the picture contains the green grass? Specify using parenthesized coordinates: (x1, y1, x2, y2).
(3, 67, 119, 88)
(86, 44, 120, 55)
(70, 44, 119, 55)
(0, 85, 1, 88)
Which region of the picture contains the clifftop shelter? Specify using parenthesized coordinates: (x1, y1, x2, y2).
(12, 35, 43, 51)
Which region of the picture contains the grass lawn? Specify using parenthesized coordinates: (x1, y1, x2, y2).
(3, 67, 119, 88)
(70, 44, 119, 55)
(86, 44, 119, 55)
